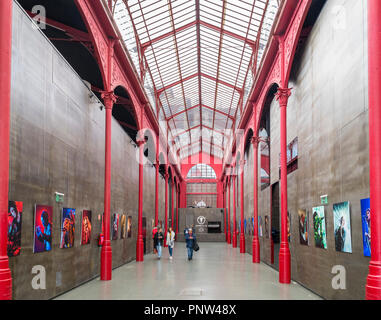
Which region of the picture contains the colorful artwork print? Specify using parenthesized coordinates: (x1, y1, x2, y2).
(298, 209, 309, 245)
(60, 208, 76, 248)
(112, 214, 119, 240)
(81, 210, 92, 245)
(333, 202, 352, 253)
(258, 216, 263, 237)
(287, 211, 291, 242)
(361, 198, 371, 257)
(98, 213, 104, 247)
(8, 201, 23, 257)
(34, 205, 53, 253)
(265, 215, 269, 239)
(120, 215, 127, 239)
(312, 206, 327, 249)
(127, 216, 132, 238)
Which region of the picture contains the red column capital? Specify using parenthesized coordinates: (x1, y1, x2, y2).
(101, 91, 117, 108)
(251, 136, 260, 147)
(275, 88, 292, 106)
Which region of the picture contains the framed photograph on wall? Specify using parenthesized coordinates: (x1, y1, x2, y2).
(258, 216, 263, 237)
(265, 215, 269, 239)
(8, 201, 23, 257)
(112, 214, 119, 240)
(34, 205, 53, 253)
(287, 211, 291, 242)
(120, 214, 127, 239)
(81, 210, 92, 245)
(60, 208, 76, 249)
(127, 216, 132, 238)
(298, 209, 309, 245)
(361, 198, 371, 257)
(312, 206, 327, 249)
(333, 201, 352, 253)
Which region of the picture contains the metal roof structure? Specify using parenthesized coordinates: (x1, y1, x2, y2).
(112, 0, 280, 160)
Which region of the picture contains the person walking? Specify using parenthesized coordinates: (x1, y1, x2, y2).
(166, 227, 175, 259)
(185, 228, 197, 261)
(152, 225, 158, 254)
(154, 227, 164, 259)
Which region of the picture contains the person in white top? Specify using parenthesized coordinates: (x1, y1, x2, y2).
(166, 227, 175, 259)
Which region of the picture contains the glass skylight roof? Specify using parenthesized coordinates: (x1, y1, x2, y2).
(112, 0, 280, 160)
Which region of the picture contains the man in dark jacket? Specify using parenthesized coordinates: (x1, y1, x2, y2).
(185, 228, 197, 261)
(154, 228, 164, 259)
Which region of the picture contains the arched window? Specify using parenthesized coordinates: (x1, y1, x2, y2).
(186, 164, 217, 179)
(259, 128, 270, 189)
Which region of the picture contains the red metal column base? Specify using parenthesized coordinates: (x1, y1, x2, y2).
(100, 241, 112, 280)
(252, 236, 260, 263)
(136, 236, 144, 262)
(366, 262, 381, 300)
(279, 242, 291, 283)
(239, 234, 245, 253)
(227, 232, 231, 244)
(0, 257, 12, 300)
(232, 232, 237, 248)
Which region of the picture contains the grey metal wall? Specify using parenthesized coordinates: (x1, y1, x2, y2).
(240, 0, 370, 299)
(8, 3, 164, 299)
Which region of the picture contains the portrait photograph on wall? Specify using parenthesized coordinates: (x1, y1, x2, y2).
(298, 209, 309, 245)
(287, 211, 291, 242)
(81, 210, 92, 245)
(333, 201, 352, 253)
(60, 208, 76, 249)
(34, 205, 53, 253)
(112, 214, 119, 240)
(127, 216, 132, 238)
(98, 213, 104, 247)
(258, 216, 263, 237)
(361, 198, 371, 257)
(312, 206, 327, 249)
(120, 214, 127, 239)
(265, 215, 269, 239)
(8, 201, 23, 257)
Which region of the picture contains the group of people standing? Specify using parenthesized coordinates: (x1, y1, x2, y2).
(152, 226, 175, 259)
(151, 225, 198, 261)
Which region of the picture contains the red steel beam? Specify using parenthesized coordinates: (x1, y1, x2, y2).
(26, 11, 90, 42)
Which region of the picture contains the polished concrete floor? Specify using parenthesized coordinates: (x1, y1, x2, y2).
(55, 243, 321, 300)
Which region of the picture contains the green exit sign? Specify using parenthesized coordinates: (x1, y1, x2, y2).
(320, 195, 328, 205)
(55, 192, 64, 203)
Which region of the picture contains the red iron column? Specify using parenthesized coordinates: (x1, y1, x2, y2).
(232, 167, 237, 248)
(164, 166, 168, 247)
(176, 184, 179, 234)
(154, 137, 159, 226)
(239, 160, 246, 253)
(223, 181, 227, 242)
(171, 175, 174, 229)
(100, 91, 116, 280)
(136, 136, 145, 262)
(276, 87, 291, 284)
(251, 136, 260, 263)
(366, 0, 381, 300)
(0, 0, 13, 300)
(227, 174, 231, 244)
